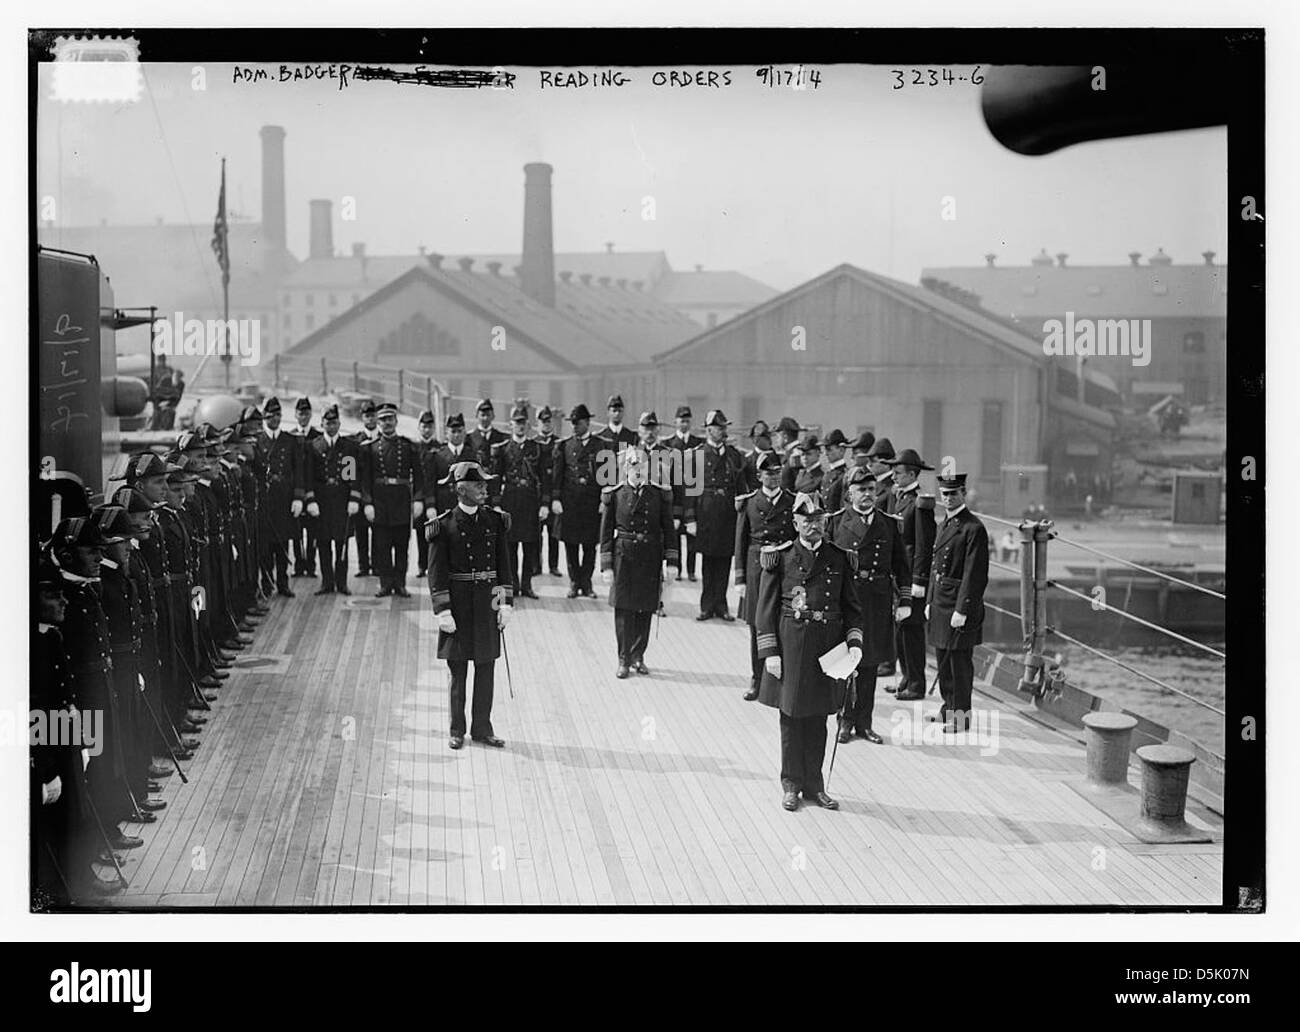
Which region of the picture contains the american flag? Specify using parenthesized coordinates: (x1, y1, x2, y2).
(211, 157, 230, 286)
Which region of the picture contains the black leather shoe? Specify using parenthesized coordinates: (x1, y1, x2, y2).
(338, 587, 352, 596)
(238, 621, 257, 633)
(808, 791, 840, 810)
(877, 662, 895, 677)
(895, 689, 926, 701)
(520, 588, 539, 599)
(416, 568, 427, 578)
(140, 798, 167, 812)
(549, 568, 562, 577)
(566, 587, 580, 599)
(837, 725, 854, 745)
(633, 659, 649, 675)
(472, 735, 506, 748)
(199, 675, 222, 689)
(743, 686, 760, 701)
(186, 712, 208, 724)
(582, 588, 598, 599)
(394, 587, 411, 598)
(883, 683, 898, 694)
(82, 876, 124, 898)
(718, 612, 735, 622)
(374, 588, 391, 598)
(358, 569, 372, 578)
(180, 720, 202, 733)
(616, 664, 630, 679)
(943, 721, 971, 734)
(110, 832, 144, 850)
(314, 587, 335, 596)
(277, 587, 295, 598)
(148, 763, 173, 778)
(859, 728, 884, 745)
(179, 737, 200, 750)
(147, 781, 163, 793)
(687, 573, 697, 582)
(127, 811, 157, 824)
(782, 790, 800, 812)
(449, 733, 465, 750)
(928, 711, 948, 723)
(200, 690, 219, 702)
(695, 613, 712, 622)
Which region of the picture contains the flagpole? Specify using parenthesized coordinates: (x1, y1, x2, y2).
(221, 157, 231, 390)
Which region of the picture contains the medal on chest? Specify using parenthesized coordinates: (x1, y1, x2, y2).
(791, 584, 808, 615)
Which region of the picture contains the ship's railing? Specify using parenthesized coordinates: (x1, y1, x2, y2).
(265, 355, 448, 429)
(974, 510, 1225, 720)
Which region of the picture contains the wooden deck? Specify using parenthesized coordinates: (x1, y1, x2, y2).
(99, 568, 1223, 908)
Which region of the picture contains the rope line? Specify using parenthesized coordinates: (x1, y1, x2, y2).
(1047, 531, 1226, 601)
(1047, 579, 1226, 659)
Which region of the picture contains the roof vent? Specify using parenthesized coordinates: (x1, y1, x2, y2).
(579, 273, 592, 286)
(458, 257, 474, 272)
(1202, 250, 1216, 266)
(604, 241, 615, 254)
(598, 275, 611, 287)
(616, 278, 627, 289)
(426, 252, 443, 269)
(632, 279, 644, 291)
(1055, 253, 1068, 267)
(558, 270, 572, 283)
(1031, 248, 1053, 266)
(486, 261, 502, 276)
(694, 264, 703, 272)
(1128, 251, 1142, 267)
(984, 253, 997, 268)
(1149, 247, 1173, 266)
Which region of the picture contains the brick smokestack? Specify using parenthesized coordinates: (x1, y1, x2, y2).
(260, 125, 287, 253)
(520, 162, 555, 307)
(309, 199, 334, 259)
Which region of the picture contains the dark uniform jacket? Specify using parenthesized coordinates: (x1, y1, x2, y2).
(822, 461, 850, 513)
(733, 486, 796, 625)
(684, 441, 746, 557)
(829, 506, 910, 664)
(755, 539, 864, 718)
(925, 506, 990, 649)
(60, 575, 125, 780)
(255, 429, 302, 544)
(362, 433, 424, 527)
(552, 433, 607, 545)
(664, 431, 704, 525)
(491, 436, 548, 543)
(305, 433, 363, 540)
(892, 483, 936, 625)
(428, 504, 514, 663)
(597, 424, 639, 450)
(467, 426, 508, 472)
(599, 481, 678, 613)
(741, 448, 777, 494)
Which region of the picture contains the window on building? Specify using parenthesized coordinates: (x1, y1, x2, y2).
(922, 400, 943, 470)
(1188, 378, 1209, 404)
(305, 293, 314, 307)
(981, 401, 1003, 477)
(282, 312, 291, 328)
(1191, 482, 1205, 500)
(706, 312, 718, 329)
(328, 293, 336, 307)
(305, 314, 315, 330)
(1183, 331, 1205, 353)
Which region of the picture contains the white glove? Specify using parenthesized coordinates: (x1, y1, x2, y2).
(539, 505, 550, 521)
(910, 584, 926, 598)
(685, 520, 698, 537)
(925, 604, 931, 620)
(290, 500, 303, 517)
(847, 646, 863, 668)
(437, 611, 457, 634)
(347, 501, 360, 516)
(307, 501, 320, 518)
(764, 655, 782, 679)
(950, 611, 967, 629)
(895, 606, 911, 623)
(42, 776, 62, 806)
(364, 504, 376, 523)
(552, 500, 563, 515)
(412, 501, 425, 519)
(663, 566, 677, 584)
(601, 568, 614, 585)
(497, 606, 512, 630)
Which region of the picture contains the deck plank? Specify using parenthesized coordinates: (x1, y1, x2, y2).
(102, 570, 1224, 908)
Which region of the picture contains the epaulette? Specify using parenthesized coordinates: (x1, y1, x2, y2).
(493, 506, 513, 533)
(734, 489, 757, 511)
(490, 439, 508, 450)
(600, 484, 618, 502)
(427, 510, 450, 539)
(918, 493, 936, 510)
(759, 539, 793, 571)
(826, 506, 847, 520)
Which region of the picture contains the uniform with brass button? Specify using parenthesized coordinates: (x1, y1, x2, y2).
(361, 401, 426, 598)
(684, 409, 746, 620)
(491, 400, 548, 600)
(305, 404, 363, 595)
(885, 447, 937, 700)
(828, 466, 910, 744)
(551, 403, 607, 598)
(428, 461, 514, 749)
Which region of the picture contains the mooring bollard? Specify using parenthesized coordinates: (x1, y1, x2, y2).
(1081, 711, 1138, 789)
(1136, 744, 1197, 829)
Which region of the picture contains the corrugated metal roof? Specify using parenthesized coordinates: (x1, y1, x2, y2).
(919, 262, 1227, 320)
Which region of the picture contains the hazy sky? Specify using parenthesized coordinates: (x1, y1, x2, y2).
(37, 62, 1227, 289)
